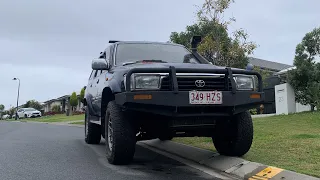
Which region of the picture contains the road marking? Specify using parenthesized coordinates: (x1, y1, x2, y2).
(248, 166, 283, 180)
(249, 175, 268, 180)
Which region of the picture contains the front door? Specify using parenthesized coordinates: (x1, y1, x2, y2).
(86, 70, 99, 116)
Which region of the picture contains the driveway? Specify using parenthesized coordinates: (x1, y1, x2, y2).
(0, 121, 224, 180)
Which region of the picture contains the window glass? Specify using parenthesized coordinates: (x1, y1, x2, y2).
(115, 43, 199, 65)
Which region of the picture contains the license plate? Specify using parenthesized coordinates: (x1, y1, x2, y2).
(189, 91, 223, 104)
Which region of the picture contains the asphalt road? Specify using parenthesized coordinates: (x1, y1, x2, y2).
(0, 121, 220, 180)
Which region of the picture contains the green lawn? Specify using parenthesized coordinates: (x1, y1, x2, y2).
(69, 121, 85, 125)
(173, 112, 320, 177)
(23, 114, 85, 123)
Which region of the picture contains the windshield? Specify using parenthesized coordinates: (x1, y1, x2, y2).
(24, 108, 37, 111)
(115, 43, 200, 65)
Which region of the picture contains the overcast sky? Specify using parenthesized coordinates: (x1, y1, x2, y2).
(1, 0, 319, 109)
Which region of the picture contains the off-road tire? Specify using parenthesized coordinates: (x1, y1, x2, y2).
(213, 111, 253, 157)
(85, 108, 101, 144)
(105, 100, 136, 165)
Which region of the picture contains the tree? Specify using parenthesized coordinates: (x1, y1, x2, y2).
(9, 107, 15, 116)
(70, 92, 78, 112)
(24, 100, 42, 111)
(0, 104, 4, 112)
(288, 27, 320, 111)
(79, 87, 85, 104)
(170, 0, 257, 69)
(0, 104, 4, 119)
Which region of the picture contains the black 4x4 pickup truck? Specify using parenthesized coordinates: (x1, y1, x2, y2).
(83, 36, 264, 165)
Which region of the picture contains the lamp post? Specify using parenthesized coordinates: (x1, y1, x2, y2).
(13, 78, 20, 120)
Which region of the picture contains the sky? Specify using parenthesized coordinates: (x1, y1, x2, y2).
(1, 0, 319, 109)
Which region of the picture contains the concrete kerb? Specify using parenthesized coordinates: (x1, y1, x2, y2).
(141, 139, 319, 180)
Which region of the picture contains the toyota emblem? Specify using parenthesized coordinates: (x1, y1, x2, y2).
(195, 80, 205, 87)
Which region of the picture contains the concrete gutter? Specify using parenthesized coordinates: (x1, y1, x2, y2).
(252, 114, 276, 118)
(141, 139, 319, 180)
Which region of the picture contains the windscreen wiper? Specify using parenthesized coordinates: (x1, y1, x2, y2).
(122, 60, 167, 66)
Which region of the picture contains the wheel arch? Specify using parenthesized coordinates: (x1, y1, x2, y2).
(101, 87, 115, 130)
(82, 98, 87, 106)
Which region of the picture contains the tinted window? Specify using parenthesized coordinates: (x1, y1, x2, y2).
(115, 43, 199, 65)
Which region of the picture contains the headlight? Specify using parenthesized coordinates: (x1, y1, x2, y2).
(124, 74, 161, 90)
(233, 75, 254, 90)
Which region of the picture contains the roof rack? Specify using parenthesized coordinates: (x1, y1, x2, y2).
(109, 40, 120, 43)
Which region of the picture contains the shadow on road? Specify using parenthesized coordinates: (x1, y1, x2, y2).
(87, 140, 212, 179)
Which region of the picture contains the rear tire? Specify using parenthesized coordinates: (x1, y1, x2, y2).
(85, 107, 101, 144)
(213, 111, 253, 157)
(105, 101, 136, 165)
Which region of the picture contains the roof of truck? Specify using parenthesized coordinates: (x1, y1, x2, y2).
(109, 40, 184, 46)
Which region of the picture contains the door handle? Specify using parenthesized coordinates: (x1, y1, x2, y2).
(97, 79, 99, 84)
(90, 84, 92, 87)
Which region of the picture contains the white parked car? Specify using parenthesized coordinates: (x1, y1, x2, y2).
(17, 108, 42, 118)
(1, 114, 10, 120)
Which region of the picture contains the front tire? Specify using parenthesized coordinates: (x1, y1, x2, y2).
(85, 107, 101, 144)
(105, 101, 136, 165)
(213, 111, 253, 157)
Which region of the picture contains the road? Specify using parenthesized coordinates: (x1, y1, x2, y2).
(0, 121, 222, 180)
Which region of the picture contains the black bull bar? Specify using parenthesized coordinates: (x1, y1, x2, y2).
(117, 66, 265, 116)
(125, 66, 263, 93)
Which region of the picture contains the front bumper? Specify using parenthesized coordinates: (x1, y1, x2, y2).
(115, 66, 265, 117)
(28, 114, 41, 118)
(115, 91, 264, 116)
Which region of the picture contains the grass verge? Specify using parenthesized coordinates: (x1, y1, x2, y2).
(22, 114, 85, 123)
(69, 121, 85, 125)
(173, 111, 320, 177)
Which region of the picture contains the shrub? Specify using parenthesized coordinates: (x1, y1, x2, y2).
(249, 108, 257, 115)
(43, 111, 57, 116)
(72, 111, 85, 115)
(51, 105, 61, 113)
(43, 111, 64, 116)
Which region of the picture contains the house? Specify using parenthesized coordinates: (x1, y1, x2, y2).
(42, 95, 69, 113)
(249, 57, 293, 73)
(247, 58, 293, 114)
(42, 94, 84, 113)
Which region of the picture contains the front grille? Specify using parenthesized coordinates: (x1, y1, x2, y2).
(160, 76, 232, 91)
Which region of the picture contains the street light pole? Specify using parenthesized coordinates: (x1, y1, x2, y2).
(13, 78, 20, 120)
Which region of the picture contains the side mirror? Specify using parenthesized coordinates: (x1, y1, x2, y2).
(92, 58, 109, 70)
